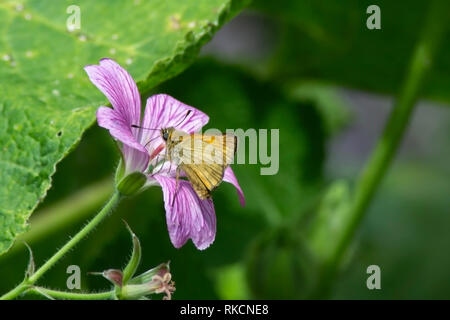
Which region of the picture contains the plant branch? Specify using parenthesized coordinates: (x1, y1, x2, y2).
(0, 191, 121, 300)
(30, 287, 115, 300)
(5, 179, 114, 257)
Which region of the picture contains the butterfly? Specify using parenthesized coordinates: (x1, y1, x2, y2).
(133, 111, 237, 201)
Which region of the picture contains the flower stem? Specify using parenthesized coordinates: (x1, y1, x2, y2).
(30, 287, 115, 300)
(0, 191, 121, 300)
(317, 0, 449, 296)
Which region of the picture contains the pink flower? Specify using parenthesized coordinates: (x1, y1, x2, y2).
(84, 58, 245, 250)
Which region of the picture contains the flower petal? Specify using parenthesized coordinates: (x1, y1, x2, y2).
(84, 58, 141, 125)
(154, 175, 216, 250)
(223, 166, 246, 207)
(140, 94, 209, 152)
(122, 144, 149, 174)
(96, 106, 147, 155)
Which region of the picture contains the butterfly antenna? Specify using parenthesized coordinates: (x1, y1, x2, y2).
(132, 110, 191, 131)
(173, 110, 192, 128)
(171, 168, 181, 208)
(144, 135, 160, 148)
(131, 124, 159, 130)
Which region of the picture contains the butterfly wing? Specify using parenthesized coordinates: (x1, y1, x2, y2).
(171, 132, 236, 166)
(180, 163, 225, 199)
(169, 132, 237, 199)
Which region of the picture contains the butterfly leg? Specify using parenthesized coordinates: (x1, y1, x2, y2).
(171, 166, 181, 208)
(153, 148, 168, 175)
(153, 154, 162, 174)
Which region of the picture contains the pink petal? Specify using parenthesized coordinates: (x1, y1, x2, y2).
(122, 144, 149, 174)
(223, 166, 246, 207)
(84, 58, 141, 126)
(140, 94, 209, 151)
(154, 175, 216, 250)
(96, 106, 147, 155)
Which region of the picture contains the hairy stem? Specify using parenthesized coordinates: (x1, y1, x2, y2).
(31, 287, 115, 300)
(0, 191, 121, 300)
(6, 179, 113, 257)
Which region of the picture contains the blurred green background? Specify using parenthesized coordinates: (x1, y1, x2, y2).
(1, 0, 449, 299)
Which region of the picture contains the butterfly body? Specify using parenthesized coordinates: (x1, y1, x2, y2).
(160, 127, 236, 199)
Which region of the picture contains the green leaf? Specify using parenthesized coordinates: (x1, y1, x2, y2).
(0, 0, 249, 255)
(254, 0, 450, 104)
(285, 81, 352, 137)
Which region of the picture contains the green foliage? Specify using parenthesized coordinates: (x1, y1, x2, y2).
(0, 58, 334, 298)
(307, 180, 352, 262)
(332, 163, 450, 299)
(214, 263, 250, 299)
(0, 0, 249, 255)
(1, 0, 448, 300)
(254, 0, 450, 103)
(245, 227, 318, 299)
(286, 82, 351, 137)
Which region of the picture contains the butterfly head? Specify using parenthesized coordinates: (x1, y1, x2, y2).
(160, 127, 174, 142)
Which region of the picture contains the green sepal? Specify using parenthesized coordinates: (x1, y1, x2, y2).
(114, 159, 126, 186)
(24, 242, 35, 280)
(128, 262, 170, 285)
(122, 221, 142, 285)
(116, 172, 146, 196)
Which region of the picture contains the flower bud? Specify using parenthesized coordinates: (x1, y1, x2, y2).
(102, 269, 123, 287)
(89, 222, 175, 300)
(121, 264, 175, 300)
(128, 262, 170, 285)
(117, 172, 146, 196)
